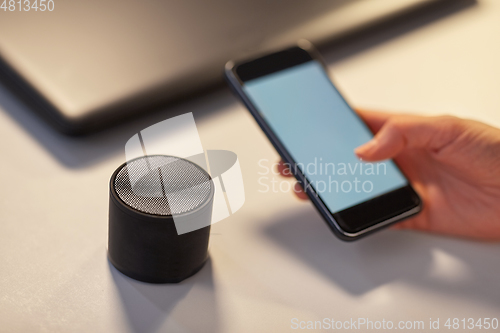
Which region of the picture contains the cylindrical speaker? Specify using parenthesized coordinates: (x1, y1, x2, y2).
(108, 155, 214, 283)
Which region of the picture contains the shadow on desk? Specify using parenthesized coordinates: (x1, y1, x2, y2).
(109, 257, 220, 333)
(262, 207, 500, 307)
(0, 82, 233, 169)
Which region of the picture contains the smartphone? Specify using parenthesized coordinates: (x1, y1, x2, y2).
(225, 41, 422, 241)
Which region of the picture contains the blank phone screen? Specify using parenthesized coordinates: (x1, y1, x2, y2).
(243, 61, 407, 213)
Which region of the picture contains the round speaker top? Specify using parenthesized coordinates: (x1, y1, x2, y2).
(113, 155, 213, 216)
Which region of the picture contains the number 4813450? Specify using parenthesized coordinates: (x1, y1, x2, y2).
(444, 318, 499, 330)
(1, 0, 55, 11)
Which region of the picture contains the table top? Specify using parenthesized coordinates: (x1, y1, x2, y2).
(1, 1, 500, 332)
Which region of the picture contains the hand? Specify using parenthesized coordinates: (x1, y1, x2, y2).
(277, 110, 500, 241)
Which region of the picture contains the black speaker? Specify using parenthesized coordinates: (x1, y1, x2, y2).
(108, 155, 214, 283)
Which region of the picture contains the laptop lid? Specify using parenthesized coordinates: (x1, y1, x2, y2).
(0, 0, 442, 134)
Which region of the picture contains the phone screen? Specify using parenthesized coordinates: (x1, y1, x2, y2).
(243, 60, 408, 214)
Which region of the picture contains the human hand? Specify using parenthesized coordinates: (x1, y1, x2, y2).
(277, 110, 500, 241)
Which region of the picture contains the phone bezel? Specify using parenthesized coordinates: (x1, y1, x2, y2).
(225, 41, 421, 241)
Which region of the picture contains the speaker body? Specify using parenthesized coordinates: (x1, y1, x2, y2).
(108, 155, 214, 283)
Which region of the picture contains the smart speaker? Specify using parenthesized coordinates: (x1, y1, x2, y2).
(108, 155, 214, 283)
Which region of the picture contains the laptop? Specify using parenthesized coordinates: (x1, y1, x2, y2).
(0, 0, 445, 135)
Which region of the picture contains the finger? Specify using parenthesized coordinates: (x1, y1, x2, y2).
(390, 219, 416, 231)
(391, 220, 414, 230)
(277, 160, 294, 177)
(355, 115, 464, 162)
(293, 182, 309, 200)
(390, 224, 404, 230)
(355, 108, 394, 134)
(389, 207, 429, 231)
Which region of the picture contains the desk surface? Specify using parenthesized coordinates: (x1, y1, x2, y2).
(1, 1, 500, 332)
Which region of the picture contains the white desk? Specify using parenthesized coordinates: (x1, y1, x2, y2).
(1, 1, 500, 332)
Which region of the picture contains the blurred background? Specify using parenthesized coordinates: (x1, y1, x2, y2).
(0, 0, 476, 135)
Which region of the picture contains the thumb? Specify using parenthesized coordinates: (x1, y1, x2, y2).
(355, 114, 464, 161)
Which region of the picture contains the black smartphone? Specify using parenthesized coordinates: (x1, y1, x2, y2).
(225, 41, 422, 241)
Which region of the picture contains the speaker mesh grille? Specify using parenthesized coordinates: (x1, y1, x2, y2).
(114, 155, 212, 216)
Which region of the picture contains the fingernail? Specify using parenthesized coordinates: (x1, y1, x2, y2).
(355, 138, 378, 158)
